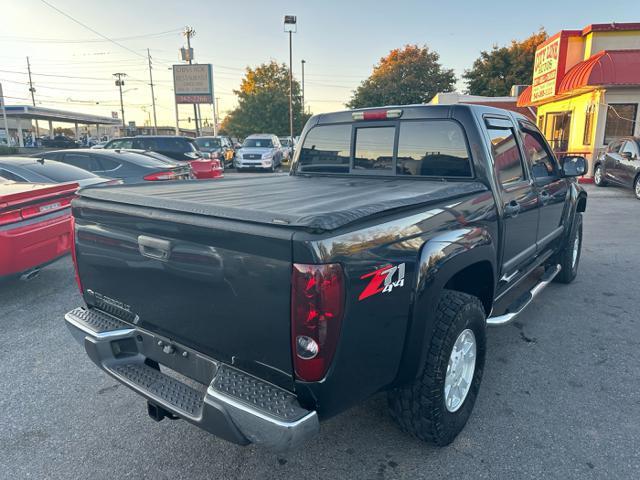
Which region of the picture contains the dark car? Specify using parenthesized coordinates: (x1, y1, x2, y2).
(41, 135, 80, 149)
(0, 157, 116, 188)
(194, 136, 234, 168)
(594, 136, 640, 199)
(64, 104, 587, 451)
(36, 149, 190, 184)
(102, 136, 203, 162)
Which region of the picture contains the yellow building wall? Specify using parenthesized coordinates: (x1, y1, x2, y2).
(584, 31, 640, 58)
(536, 90, 603, 173)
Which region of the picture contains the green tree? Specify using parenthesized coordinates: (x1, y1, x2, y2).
(222, 61, 310, 138)
(347, 45, 456, 108)
(463, 30, 548, 96)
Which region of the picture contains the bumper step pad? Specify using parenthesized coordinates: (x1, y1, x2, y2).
(111, 363, 204, 417)
(65, 307, 130, 335)
(211, 365, 308, 422)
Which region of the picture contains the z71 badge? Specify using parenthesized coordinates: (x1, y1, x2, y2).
(358, 263, 406, 301)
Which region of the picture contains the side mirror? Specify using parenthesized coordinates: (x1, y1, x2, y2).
(561, 156, 587, 177)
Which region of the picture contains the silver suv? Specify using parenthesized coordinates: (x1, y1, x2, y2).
(234, 134, 283, 172)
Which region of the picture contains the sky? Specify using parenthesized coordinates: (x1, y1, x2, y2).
(1, 0, 638, 128)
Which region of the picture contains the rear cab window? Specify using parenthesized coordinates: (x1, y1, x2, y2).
(297, 119, 473, 178)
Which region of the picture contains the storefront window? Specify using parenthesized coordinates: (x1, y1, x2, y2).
(603, 104, 638, 145)
(544, 111, 572, 153)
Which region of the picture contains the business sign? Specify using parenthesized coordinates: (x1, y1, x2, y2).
(531, 37, 561, 103)
(173, 64, 213, 104)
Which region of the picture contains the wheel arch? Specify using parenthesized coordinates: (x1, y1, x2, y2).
(391, 228, 497, 387)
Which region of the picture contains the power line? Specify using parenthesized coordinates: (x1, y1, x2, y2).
(0, 28, 182, 44)
(39, 0, 148, 59)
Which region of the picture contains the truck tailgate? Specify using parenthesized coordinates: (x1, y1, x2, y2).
(73, 198, 295, 389)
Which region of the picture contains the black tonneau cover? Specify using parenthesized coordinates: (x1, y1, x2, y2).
(78, 174, 487, 232)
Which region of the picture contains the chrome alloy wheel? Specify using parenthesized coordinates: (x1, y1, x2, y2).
(594, 166, 602, 185)
(444, 329, 476, 413)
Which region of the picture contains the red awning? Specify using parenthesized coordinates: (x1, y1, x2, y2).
(518, 49, 640, 106)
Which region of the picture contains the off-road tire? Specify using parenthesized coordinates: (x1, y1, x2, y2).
(553, 212, 583, 284)
(594, 164, 607, 186)
(388, 290, 486, 446)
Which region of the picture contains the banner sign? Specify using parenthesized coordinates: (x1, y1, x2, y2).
(173, 64, 213, 104)
(531, 37, 561, 103)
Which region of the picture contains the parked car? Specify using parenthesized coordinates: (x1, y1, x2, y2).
(594, 136, 640, 199)
(0, 180, 78, 280)
(278, 136, 295, 162)
(35, 149, 191, 184)
(102, 136, 203, 162)
(41, 135, 80, 149)
(195, 136, 235, 168)
(0, 157, 119, 188)
(234, 134, 284, 171)
(64, 104, 587, 450)
(115, 149, 223, 180)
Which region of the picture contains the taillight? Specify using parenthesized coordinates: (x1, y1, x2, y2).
(143, 170, 177, 181)
(69, 216, 83, 294)
(0, 209, 22, 226)
(291, 263, 345, 382)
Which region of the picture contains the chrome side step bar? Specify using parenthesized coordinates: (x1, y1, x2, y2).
(487, 264, 561, 327)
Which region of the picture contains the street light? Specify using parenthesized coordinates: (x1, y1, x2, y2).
(284, 15, 297, 142)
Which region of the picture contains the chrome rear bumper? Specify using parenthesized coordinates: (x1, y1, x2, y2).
(65, 307, 318, 451)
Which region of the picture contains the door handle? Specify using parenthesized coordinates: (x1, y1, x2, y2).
(138, 235, 172, 261)
(504, 200, 521, 216)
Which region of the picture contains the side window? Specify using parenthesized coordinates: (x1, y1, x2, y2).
(298, 124, 351, 173)
(621, 141, 639, 159)
(107, 139, 121, 149)
(608, 140, 623, 154)
(520, 129, 557, 179)
(42, 152, 62, 161)
(487, 127, 526, 185)
(353, 126, 394, 172)
(63, 153, 99, 171)
(397, 120, 472, 177)
(97, 156, 121, 171)
(119, 139, 134, 149)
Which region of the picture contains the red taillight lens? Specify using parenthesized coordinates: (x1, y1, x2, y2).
(291, 263, 345, 382)
(143, 170, 177, 181)
(70, 216, 83, 294)
(0, 209, 23, 226)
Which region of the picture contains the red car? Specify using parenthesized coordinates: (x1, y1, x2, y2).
(0, 180, 78, 279)
(189, 158, 224, 179)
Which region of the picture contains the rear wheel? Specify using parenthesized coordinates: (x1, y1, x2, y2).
(594, 164, 607, 186)
(388, 290, 486, 446)
(634, 175, 640, 200)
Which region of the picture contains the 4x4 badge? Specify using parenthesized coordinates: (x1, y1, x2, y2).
(359, 263, 406, 301)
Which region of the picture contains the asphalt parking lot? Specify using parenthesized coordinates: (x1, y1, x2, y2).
(2, 184, 639, 480)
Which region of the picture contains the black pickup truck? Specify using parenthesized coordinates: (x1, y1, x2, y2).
(65, 104, 587, 450)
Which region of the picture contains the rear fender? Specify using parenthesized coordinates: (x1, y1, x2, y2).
(392, 227, 496, 386)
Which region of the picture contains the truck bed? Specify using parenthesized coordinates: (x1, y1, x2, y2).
(77, 174, 487, 232)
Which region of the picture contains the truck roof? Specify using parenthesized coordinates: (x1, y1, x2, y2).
(312, 103, 529, 125)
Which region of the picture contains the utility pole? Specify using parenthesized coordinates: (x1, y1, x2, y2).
(0, 83, 10, 147)
(147, 49, 158, 135)
(301, 59, 306, 130)
(26, 56, 39, 138)
(183, 26, 199, 136)
(113, 73, 127, 132)
(288, 30, 294, 141)
(214, 97, 220, 136)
